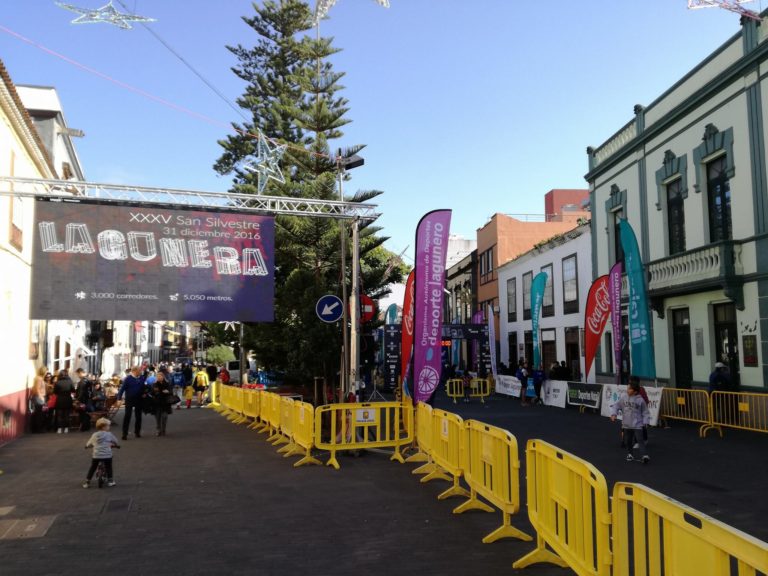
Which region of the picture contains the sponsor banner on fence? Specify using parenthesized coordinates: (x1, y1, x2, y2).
(600, 384, 664, 426)
(494, 374, 522, 398)
(541, 379, 567, 408)
(566, 382, 602, 409)
(32, 199, 274, 321)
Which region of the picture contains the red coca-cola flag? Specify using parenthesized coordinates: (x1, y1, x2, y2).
(584, 274, 610, 381)
(400, 269, 415, 395)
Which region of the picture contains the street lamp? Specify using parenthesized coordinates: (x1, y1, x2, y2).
(337, 149, 364, 400)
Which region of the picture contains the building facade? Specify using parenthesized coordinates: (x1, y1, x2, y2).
(476, 195, 588, 364)
(0, 63, 57, 444)
(587, 15, 768, 390)
(497, 222, 591, 378)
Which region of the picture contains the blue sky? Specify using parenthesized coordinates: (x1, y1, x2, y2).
(0, 0, 755, 265)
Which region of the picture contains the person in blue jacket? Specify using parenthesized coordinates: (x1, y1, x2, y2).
(117, 365, 147, 440)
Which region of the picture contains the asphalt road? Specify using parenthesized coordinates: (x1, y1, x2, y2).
(0, 392, 764, 576)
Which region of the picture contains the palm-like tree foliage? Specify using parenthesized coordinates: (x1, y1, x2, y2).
(211, 0, 406, 387)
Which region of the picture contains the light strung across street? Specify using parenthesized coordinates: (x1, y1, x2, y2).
(55, 1, 156, 30)
(313, 0, 390, 26)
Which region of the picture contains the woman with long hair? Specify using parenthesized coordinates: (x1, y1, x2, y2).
(29, 366, 48, 433)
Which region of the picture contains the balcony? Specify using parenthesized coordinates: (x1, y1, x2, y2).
(646, 240, 746, 316)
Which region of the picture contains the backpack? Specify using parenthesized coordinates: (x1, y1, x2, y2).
(196, 372, 207, 387)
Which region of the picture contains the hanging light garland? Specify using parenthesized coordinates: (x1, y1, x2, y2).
(313, 0, 390, 26)
(55, 1, 156, 30)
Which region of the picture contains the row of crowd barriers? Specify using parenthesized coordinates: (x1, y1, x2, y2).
(445, 377, 492, 403)
(659, 388, 768, 437)
(211, 385, 768, 574)
(212, 385, 412, 470)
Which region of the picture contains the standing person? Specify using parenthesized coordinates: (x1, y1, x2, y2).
(117, 366, 146, 440)
(150, 371, 173, 436)
(531, 364, 546, 405)
(193, 367, 209, 407)
(74, 368, 93, 432)
(183, 377, 195, 409)
(610, 380, 650, 463)
(219, 365, 231, 386)
(43, 371, 54, 431)
(182, 362, 193, 390)
(53, 368, 75, 434)
(83, 417, 120, 488)
(171, 367, 185, 410)
(29, 366, 48, 433)
(516, 360, 531, 406)
(708, 362, 731, 393)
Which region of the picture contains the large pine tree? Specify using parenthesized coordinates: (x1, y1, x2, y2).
(213, 0, 406, 390)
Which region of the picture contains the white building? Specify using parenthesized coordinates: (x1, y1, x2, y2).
(0, 63, 57, 444)
(498, 222, 591, 379)
(586, 15, 768, 389)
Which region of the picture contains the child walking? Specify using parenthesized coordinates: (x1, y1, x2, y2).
(183, 381, 195, 409)
(610, 379, 650, 463)
(83, 417, 120, 487)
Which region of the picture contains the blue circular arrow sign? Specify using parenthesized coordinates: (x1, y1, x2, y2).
(316, 294, 343, 323)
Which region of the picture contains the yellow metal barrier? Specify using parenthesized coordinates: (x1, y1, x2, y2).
(446, 378, 464, 403)
(659, 387, 712, 437)
(206, 379, 220, 409)
(407, 402, 437, 475)
(707, 391, 768, 437)
(612, 482, 768, 575)
(468, 378, 491, 403)
(314, 401, 413, 470)
(218, 384, 235, 417)
(254, 390, 272, 433)
(285, 401, 321, 467)
(226, 387, 247, 424)
(273, 397, 294, 450)
(453, 420, 531, 543)
(513, 439, 612, 575)
(265, 392, 282, 441)
(243, 389, 262, 429)
(422, 409, 469, 500)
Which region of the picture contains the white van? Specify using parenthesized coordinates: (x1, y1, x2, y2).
(225, 360, 241, 385)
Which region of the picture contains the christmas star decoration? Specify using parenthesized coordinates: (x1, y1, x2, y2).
(218, 321, 240, 332)
(313, 0, 390, 26)
(55, 1, 156, 30)
(243, 131, 287, 194)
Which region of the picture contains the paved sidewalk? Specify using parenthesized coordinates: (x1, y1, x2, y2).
(0, 394, 765, 576)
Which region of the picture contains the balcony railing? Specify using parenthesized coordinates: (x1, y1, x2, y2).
(647, 241, 743, 291)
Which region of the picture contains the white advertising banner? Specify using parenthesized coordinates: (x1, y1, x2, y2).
(495, 374, 522, 398)
(600, 384, 664, 426)
(541, 379, 568, 408)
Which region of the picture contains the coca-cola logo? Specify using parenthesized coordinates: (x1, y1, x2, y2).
(403, 278, 415, 336)
(586, 280, 610, 334)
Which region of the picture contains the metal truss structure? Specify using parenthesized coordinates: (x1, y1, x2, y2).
(0, 176, 379, 221)
(687, 0, 761, 21)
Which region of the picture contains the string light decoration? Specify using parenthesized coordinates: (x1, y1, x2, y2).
(243, 131, 288, 194)
(55, 1, 156, 30)
(313, 0, 390, 26)
(687, 0, 761, 20)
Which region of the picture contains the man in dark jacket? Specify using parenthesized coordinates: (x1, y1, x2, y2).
(75, 368, 93, 432)
(117, 365, 146, 440)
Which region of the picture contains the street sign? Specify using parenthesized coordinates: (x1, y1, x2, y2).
(316, 294, 343, 323)
(360, 294, 376, 323)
